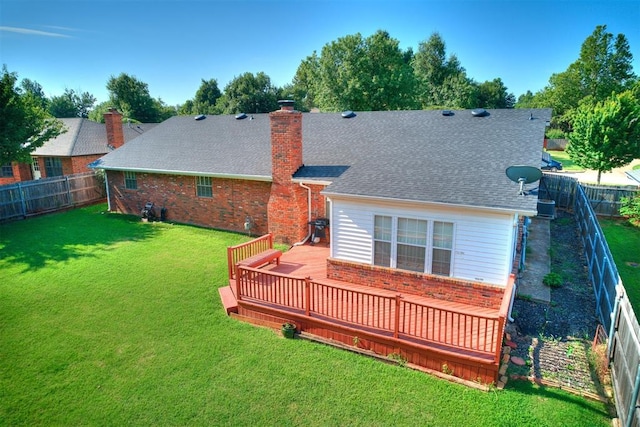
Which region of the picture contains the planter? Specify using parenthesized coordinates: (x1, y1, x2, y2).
(281, 323, 296, 339)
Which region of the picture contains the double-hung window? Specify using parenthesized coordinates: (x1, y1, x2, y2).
(44, 157, 63, 177)
(124, 171, 137, 189)
(196, 176, 213, 198)
(1, 163, 13, 177)
(373, 215, 453, 276)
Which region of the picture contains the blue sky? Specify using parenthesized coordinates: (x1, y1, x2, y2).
(1, 0, 638, 107)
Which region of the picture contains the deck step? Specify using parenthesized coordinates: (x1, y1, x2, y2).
(218, 286, 238, 315)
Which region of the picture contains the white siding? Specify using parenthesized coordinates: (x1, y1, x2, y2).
(330, 197, 516, 286)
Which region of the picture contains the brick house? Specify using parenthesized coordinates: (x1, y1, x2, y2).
(94, 104, 550, 289)
(0, 110, 156, 185)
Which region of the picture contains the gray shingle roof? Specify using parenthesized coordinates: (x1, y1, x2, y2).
(93, 109, 551, 213)
(32, 118, 158, 157)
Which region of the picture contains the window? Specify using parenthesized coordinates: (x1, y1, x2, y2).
(372, 215, 454, 276)
(1, 163, 13, 177)
(44, 157, 63, 177)
(373, 215, 392, 267)
(124, 171, 137, 189)
(397, 218, 427, 272)
(432, 221, 453, 276)
(196, 176, 213, 198)
(31, 158, 40, 171)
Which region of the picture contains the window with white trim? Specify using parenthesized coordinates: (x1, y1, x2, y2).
(196, 176, 213, 198)
(372, 215, 454, 276)
(124, 171, 137, 189)
(1, 163, 13, 177)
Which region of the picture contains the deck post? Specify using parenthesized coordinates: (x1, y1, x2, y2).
(305, 277, 311, 317)
(394, 294, 401, 339)
(494, 316, 505, 364)
(235, 265, 242, 301)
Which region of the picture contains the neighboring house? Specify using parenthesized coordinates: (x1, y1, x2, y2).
(0, 110, 156, 185)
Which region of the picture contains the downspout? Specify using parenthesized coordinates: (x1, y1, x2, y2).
(508, 282, 516, 322)
(104, 171, 111, 211)
(293, 182, 312, 246)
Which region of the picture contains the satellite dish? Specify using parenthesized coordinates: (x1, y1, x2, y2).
(505, 165, 542, 195)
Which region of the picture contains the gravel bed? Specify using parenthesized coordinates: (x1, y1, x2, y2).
(508, 210, 604, 395)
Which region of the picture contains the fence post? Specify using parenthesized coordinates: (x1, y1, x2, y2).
(65, 175, 72, 204)
(305, 277, 311, 317)
(608, 285, 624, 358)
(18, 182, 27, 217)
(394, 295, 401, 339)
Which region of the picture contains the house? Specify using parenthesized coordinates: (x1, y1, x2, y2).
(0, 110, 156, 185)
(93, 103, 551, 383)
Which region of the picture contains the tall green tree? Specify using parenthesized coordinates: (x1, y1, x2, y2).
(49, 88, 96, 118)
(179, 79, 222, 115)
(567, 88, 640, 184)
(215, 72, 279, 114)
(20, 78, 48, 110)
(475, 78, 515, 109)
(301, 30, 416, 111)
(105, 73, 173, 122)
(0, 66, 64, 164)
(516, 25, 637, 131)
(412, 32, 473, 108)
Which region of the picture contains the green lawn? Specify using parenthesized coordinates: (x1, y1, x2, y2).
(600, 218, 640, 310)
(546, 150, 584, 172)
(0, 204, 612, 426)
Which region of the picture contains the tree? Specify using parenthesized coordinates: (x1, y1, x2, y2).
(106, 73, 168, 122)
(20, 78, 48, 110)
(179, 79, 222, 115)
(0, 66, 64, 164)
(215, 72, 279, 114)
(475, 78, 515, 109)
(300, 30, 416, 111)
(412, 33, 473, 108)
(567, 89, 640, 184)
(49, 88, 96, 118)
(516, 25, 637, 131)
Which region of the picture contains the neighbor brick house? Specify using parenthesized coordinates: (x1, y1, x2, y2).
(0, 110, 156, 185)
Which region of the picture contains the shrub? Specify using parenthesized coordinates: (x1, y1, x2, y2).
(543, 272, 563, 288)
(545, 128, 566, 139)
(620, 196, 640, 226)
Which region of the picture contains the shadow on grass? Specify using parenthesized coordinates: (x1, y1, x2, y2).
(506, 378, 612, 418)
(0, 203, 160, 272)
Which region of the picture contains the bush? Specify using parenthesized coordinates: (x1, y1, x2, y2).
(545, 128, 566, 139)
(543, 272, 563, 288)
(620, 196, 640, 226)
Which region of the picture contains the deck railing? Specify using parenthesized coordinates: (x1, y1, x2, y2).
(227, 234, 274, 280)
(237, 265, 514, 360)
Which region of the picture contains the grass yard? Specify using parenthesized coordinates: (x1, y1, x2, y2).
(599, 218, 640, 310)
(0, 204, 612, 426)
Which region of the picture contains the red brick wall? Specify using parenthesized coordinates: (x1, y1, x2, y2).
(104, 109, 125, 149)
(70, 155, 102, 174)
(0, 162, 32, 184)
(107, 171, 271, 234)
(326, 258, 505, 310)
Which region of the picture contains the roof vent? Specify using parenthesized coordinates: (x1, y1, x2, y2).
(471, 108, 488, 117)
(442, 110, 454, 116)
(235, 113, 247, 120)
(341, 110, 356, 119)
(194, 114, 206, 121)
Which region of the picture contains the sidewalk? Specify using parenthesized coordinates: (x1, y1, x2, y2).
(517, 217, 551, 303)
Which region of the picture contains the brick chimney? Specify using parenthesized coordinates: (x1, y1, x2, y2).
(104, 108, 125, 150)
(267, 100, 308, 244)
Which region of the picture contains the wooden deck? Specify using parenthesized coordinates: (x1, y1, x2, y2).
(222, 239, 512, 384)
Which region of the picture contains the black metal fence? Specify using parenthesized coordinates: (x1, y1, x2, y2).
(0, 172, 105, 221)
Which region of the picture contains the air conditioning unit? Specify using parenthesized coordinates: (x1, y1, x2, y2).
(537, 199, 555, 219)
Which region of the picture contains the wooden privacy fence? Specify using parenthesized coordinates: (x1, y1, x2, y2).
(0, 173, 105, 221)
(541, 173, 638, 216)
(608, 287, 640, 427)
(236, 265, 510, 362)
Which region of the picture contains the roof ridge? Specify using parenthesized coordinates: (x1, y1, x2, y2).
(67, 117, 84, 156)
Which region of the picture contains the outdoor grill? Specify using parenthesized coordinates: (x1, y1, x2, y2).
(309, 218, 329, 244)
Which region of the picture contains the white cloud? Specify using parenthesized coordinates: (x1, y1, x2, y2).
(0, 26, 71, 38)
